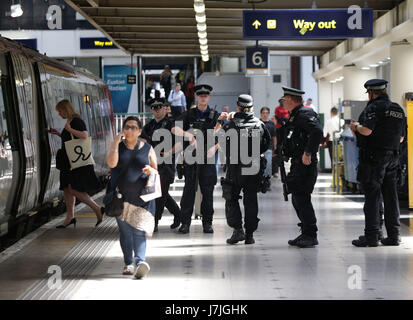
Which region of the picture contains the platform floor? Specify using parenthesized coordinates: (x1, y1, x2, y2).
(1, 173, 413, 300)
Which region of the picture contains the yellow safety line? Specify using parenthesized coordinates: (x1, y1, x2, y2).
(408, 99, 413, 209)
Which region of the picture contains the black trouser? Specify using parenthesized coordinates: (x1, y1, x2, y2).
(272, 154, 281, 175)
(327, 141, 333, 163)
(287, 160, 318, 237)
(170, 106, 183, 118)
(180, 164, 216, 225)
(155, 170, 181, 222)
(225, 180, 260, 234)
(357, 149, 400, 238)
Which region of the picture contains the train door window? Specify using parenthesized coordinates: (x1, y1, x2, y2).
(0, 53, 14, 218)
(10, 53, 40, 215)
(76, 95, 90, 133)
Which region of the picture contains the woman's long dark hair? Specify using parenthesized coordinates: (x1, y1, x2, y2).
(122, 116, 142, 130)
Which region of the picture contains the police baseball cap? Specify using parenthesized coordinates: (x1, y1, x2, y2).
(282, 86, 305, 98)
(194, 84, 213, 96)
(150, 100, 164, 109)
(237, 94, 254, 109)
(364, 79, 388, 92)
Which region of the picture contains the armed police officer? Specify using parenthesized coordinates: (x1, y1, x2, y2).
(171, 84, 227, 234)
(281, 87, 323, 248)
(140, 100, 182, 232)
(350, 79, 406, 247)
(220, 94, 271, 245)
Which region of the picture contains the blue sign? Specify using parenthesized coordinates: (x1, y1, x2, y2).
(104, 65, 135, 113)
(15, 39, 37, 50)
(80, 37, 117, 49)
(243, 9, 373, 39)
(246, 47, 269, 75)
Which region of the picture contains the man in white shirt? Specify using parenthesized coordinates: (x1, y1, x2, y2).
(168, 83, 187, 117)
(305, 98, 317, 112)
(323, 107, 344, 162)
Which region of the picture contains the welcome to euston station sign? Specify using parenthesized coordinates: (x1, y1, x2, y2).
(243, 8, 373, 39)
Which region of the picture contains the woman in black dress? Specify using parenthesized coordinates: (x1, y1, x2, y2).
(49, 99, 104, 228)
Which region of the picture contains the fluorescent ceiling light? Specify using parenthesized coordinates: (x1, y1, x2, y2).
(378, 61, 384, 64)
(193, 1, 205, 13)
(199, 38, 208, 45)
(200, 49, 208, 55)
(198, 31, 207, 39)
(200, 44, 208, 50)
(369, 64, 379, 68)
(195, 13, 206, 23)
(197, 23, 207, 32)
(361, 67, 370, 70)
(202, 55, 209, 62)
(10, 4, 23, 18)
(330, 80, 336, 83)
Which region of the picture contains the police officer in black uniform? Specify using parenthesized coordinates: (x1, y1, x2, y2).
(171, 84, 226, 234)
(220, 94, 271, 245)
(140, 100, 182, 232)
(281, 87, 323, 248)
(350, 79, 406, 247)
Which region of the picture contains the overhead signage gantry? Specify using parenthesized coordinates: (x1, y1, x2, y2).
(243, 8, 373, 39)
(243, 8, 373, 75)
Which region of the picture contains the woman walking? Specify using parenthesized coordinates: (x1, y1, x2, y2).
(48, 99, 104, 228)
(106, 116, 158, 279)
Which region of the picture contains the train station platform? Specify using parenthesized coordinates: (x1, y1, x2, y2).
(1, 173, 413, 300)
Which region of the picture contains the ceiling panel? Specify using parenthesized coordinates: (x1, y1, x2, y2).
(65, 0, 397, 56)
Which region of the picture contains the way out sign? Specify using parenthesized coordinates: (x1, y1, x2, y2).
(246, 47, 269, 76)
(127, 74, 136, 84)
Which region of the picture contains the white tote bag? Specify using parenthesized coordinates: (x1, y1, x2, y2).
(64, 133, 95, 170)
(140, 172, 162, 202)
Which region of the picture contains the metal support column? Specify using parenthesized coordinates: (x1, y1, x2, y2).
(137, 55, 143, 113)
(194, 57, 198, 84)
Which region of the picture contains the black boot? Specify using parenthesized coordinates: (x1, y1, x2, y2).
(170, 216, 180, 229)
(226, 228, 245, 244)
(295, 234, 318, 248)
(352, 234, 379, 247)
(153, 220, 159, 233)
(288, 234, 304, 246)
(203, 223, 214, 234)
(358, 230, 384, 242)
(381, 235, 401, 246)
(178, 224, 190, 234)
(245, 233, 255, 245)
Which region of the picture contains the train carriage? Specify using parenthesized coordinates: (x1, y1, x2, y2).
(0, 36, 114, 237)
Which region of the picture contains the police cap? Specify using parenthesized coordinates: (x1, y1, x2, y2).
(194, 84, 213, 96)
(364, 79, 388, 92)
(237, 94, 254, 109)
(150, 100, 164, 110)
(282, 86, 305, 98)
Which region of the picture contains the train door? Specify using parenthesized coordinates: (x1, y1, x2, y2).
(0, 53, 16, 229)
(37, 64, 67, 203)
(10, 53, 41, 216)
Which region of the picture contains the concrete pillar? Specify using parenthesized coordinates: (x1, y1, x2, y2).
(318, 78, 332, 169)
(343, 65, 376, 101)
(390, 41, 413, 107)
(318, 78, 331, 116)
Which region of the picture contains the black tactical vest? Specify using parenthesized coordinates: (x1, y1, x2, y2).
(357, 95, 405, 151)
(283, 106, 318, 158)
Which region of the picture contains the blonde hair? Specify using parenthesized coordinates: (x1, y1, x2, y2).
(56, 99, 81, 121)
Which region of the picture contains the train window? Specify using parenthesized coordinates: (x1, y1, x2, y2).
(0, 53, 13, 218)
(0, 57, 10, 154)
